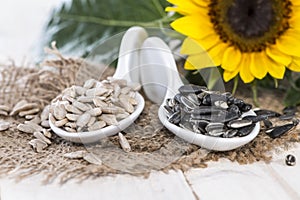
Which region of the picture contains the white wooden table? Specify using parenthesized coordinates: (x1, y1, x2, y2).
(1, 1, 300, 199)
(1, 146, 300, 200)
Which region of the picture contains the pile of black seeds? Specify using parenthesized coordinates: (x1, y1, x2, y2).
(257, 107, 299, 138)
(164, 84, 299, 140)
(164, 84, 257, 138)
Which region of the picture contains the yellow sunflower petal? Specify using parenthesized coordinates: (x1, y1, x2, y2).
(185, 52, 216, 70)
(170, 15, 214, 39)
(289, 13, 300, 30)
(196, 34, 221, 50)
(276, 29, 300, 57)
(223, 69, 240, 82)
(184, 60, 197, 70)
(181, 37, 208, 55)
(221, 47, 242, 72)
(166, 0, 207, 15)
(249, 52, 268, 79)
(265, 58, 286, 79)
(207, 43, 228, 66)
(291, 0, 300, 6)
(266, 46, 292, 66)
(288, 56, 300, 72)
(239, 55, 255, 83)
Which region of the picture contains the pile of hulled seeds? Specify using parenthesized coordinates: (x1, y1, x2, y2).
(164, 84, 256, 138)
(12, 104, 53, 152)
(49, 77, 141, 133)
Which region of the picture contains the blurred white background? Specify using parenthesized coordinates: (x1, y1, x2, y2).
(0, 0, 66, 64)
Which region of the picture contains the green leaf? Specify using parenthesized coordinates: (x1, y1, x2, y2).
(42, 0, 173, 56)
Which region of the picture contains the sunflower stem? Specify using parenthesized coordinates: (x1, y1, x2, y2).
(251, 80, 259, 106)
(273, 78, 278, 88)
(232, 76, 239, 95)
(207, 68, 220, 90)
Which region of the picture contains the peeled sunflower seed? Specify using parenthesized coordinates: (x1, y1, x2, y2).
(83, 79, 97, 89)
(101, 106, 125, 114)
(113, 84, 121, 97)
(28, 139, 48, 153)
(72, 101, 90, 112)
(62, 95, 75, 103)
(0, 110, 8, 116)
(65, 104, 82, 114)
(63, 87, 76, 98)
(66, 113, 80, 121)
(88, 121, 106, 131)
(110, 78, 127, 87)
(25, 114, 36, 120)
(87, 117, 96, 127)
(9, 100, 28, 115)
(0, 105, 10, 112)
(88, 108, 102, 116)
(118, 132, 131, 152)
(128, 97, 138, 106)
(86, 87, 108, 96)
(41, 120, 50, 128)
(120, 86, 131, 95)
(19, 108, 40, 117)
(53, 104, 67, 120)
(43, 129, 52, 138)
(34, 131, 51, 144)
(83, 153, 102, 165)
(77, 96, 94, 103)
(17, 124, 38, 134)
(11, 102, 39, 116)
(128, 91, 136, 98)
(40, 105, 50, 121)
(63, 150, 87, 159)
(54, 118, 68, 127)
(116, 112, 130, 120)
(65, 127, 77, 132)
(76, 113, 91, 128)
(100, 114, 118, 126)
(119, 95, 134, 113)
(74, 86, 86, 96)
(0, 121, 10, 131)
(49, 114, 56, 125)
(65, 122, 77, 129)
(93, 97, 108, 107)
(24, 121, 43, 132)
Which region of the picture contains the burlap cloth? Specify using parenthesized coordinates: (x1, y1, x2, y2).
(0, 48, 299, 184)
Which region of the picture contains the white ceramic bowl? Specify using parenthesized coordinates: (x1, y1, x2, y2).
(158, 108, 260, 151)
(49, 93, 144, 143)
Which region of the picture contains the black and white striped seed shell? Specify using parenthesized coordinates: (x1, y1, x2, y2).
(227, 119, 253, 129)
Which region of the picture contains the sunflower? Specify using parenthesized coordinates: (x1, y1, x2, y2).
(166, 0, 300, 83)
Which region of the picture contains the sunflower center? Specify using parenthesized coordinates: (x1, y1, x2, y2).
(209, 0, 292, 52)
(227, 0, 274, 38)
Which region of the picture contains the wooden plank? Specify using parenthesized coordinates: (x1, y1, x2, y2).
(0, 170, 196, 200)
(264, 145, 300, 199)
(185, 160, 294, 200)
